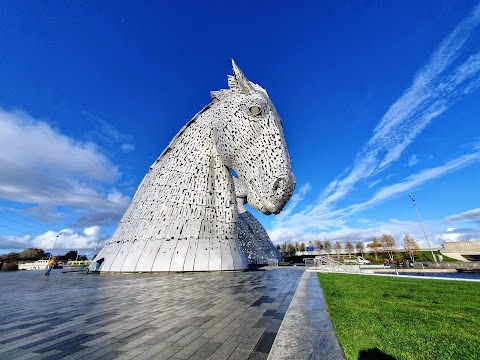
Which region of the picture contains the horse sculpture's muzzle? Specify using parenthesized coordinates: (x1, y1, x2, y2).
(268, 175, 296, 214)
(247, 174, 295, 215)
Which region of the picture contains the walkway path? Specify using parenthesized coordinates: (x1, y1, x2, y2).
(0, 268, 303, 360)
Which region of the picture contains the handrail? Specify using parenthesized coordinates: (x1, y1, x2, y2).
(307, 256, 361, 273)
(415, 261, 480, 270)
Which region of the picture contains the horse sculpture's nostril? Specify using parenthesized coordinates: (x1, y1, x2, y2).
(272, 178, 286, 199)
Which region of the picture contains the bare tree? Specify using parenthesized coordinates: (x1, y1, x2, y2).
(355, 241, 365, 257)
(367, 237, 381, 260)
(334, 240, 342, 258)
(323, 240, 332, 254)
(315, 240, 323, 251)
(281, 243, 287, 253)
(380, 233, 395, 261)
(345, 240, 354, 259)
(403, 233, 420, 263)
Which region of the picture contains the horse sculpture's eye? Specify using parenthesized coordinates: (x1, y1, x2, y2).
(248, 105, 263, 116)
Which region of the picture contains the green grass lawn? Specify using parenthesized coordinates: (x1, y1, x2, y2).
(317, 273, 480, 360)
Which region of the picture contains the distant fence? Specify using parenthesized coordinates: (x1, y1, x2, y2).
(414, 261, 480, 271)
(267, 259, 279, 267)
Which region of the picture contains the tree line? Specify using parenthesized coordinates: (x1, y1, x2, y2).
(0, 248, 88, 271)
(279, 233, 421, 264)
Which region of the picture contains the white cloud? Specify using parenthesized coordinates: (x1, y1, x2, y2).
(408, 155, 418, 166)
(269, 218, 448, 248)
(107, 188, 131, 206)
(0, 109, 119, 182)
(0, 108, 130, 225)
(435, 227, 480, 242)
(120, 143, 136, 153)
(444, 208, 480, 225)
(0, 226, 105, 252)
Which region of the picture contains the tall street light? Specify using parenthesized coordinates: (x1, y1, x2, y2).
(49, 234, 59, 260)
(408, 193, 437, 263)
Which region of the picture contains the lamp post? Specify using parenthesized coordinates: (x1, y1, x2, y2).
(49, 234, 59, 260)
(408, 193, 437, 263)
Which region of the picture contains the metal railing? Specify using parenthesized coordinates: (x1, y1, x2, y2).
(306, 256, 361, 273)
(414, 261, 480, 271)
(267, 259, 279, 267)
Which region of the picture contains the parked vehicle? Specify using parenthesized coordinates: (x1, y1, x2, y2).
(18, 259, 49, 270)
(343, 256, 371, 265)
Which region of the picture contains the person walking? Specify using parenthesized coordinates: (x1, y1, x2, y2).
(45, 257, 55, 275)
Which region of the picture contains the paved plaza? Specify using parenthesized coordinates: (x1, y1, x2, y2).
(0, 268, 308, 360)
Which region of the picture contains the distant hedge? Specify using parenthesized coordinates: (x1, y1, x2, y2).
(1, 261, 18, 271)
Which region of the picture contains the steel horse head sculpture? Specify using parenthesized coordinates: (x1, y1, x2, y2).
(92, 60, 295, 272)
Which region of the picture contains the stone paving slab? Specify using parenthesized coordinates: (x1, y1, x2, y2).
(267, 271, 346, 360)
(0, 268, 303, 359)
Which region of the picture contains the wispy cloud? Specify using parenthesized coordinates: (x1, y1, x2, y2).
(408, 155, 418, 166)
(270, 4, 480, 244)
(444, 208, 480, 225)
(81, 111, 133, 147)
(341, 151, 480, 217)
(120, 143, 136, 153)
(274, 183, 311, 221)
(315, 4, 480, 212)
(368, 180, 381, 188)
(271, 150, 480, 236)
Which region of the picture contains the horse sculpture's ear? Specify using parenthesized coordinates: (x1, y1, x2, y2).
(229, 59, 254, 94)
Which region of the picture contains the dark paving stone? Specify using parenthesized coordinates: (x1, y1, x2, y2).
(253, 316, 272, 328)
(253, 332, 277, 353)
(249, 351, 269, 360)
(18, 333, 88, 351)
(52, 345, 88, 358)
(263, 309, 276, 317)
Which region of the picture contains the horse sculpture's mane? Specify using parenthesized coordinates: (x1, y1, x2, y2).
(150, 104, 211, 170)
(151, 78, 268, 171)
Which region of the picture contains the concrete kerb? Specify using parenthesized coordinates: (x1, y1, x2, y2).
(268, 271, 346, 360)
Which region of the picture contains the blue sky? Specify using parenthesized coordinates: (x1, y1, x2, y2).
(1, 1, 480, 257)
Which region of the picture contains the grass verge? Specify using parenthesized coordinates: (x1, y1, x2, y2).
(317, 273, 480, 360)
